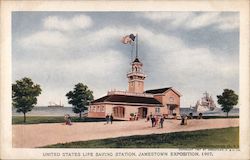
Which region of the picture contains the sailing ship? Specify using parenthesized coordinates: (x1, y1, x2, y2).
(190, 92, 216, 113)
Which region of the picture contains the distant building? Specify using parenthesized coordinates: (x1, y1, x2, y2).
(88, 56, 181, 120)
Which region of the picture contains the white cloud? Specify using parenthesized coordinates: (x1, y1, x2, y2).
(19, 31, 69, 49)
(43, 15, 93, 31)
(14, 13, 238, 107)
(139, 12, 239, 31)
(77, 26, 122, 48)
(216, 14, 239, 30)
(136, 25, 184, 51)
(186, 13, 220, 29)
(132, 25, 237, 78)
(13, 49, 128, 106)
(125, 26, 238, 106)
(139, 12, 194, 27)
(140, 12, 175, 22)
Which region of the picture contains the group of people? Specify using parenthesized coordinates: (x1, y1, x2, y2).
(147, 113, 165, 128)
(64, 112, 189, 127)
(133, 114, 139, 121)
(105, 114, 114, 124)
(147, 113, 189, 127)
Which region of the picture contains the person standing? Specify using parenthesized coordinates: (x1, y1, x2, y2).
(149, 113, 153, 119)
(159, 115, 164, 128)
(106, 114, 109, 124)
(151, 115, 155, 127)
(110, 114, 113, 124)
(68, 114, 72, 125)
(154, 115, 158, 127)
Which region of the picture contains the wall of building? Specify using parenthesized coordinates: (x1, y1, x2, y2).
(153, 89, 181, 116)
(89, 103, 166, 120)
(163, 90, 180, 115)
(164, 90, 180, 106)
(160, 106, 169, 116)
(128, 80, 144, 93)
(108, 105, 167, 120)
(88, 98, 180, 120)
(107, 104, 138, 120)
(88, 104, 106, 118)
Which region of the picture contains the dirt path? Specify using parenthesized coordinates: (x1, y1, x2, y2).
(12, 118, 239, 148)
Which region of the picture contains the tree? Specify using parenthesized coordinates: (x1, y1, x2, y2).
(66, 83, 94, 119)
(12, 77, 42, 123)
(217, 89, 238, 117)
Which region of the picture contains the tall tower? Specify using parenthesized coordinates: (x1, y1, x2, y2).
(127, 34, 146, 93)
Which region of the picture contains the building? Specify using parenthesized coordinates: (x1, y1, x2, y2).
(88, 55, 182, 120)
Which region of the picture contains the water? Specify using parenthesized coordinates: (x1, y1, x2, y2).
(180, 107, 239, 117)
(12, 106, 239, 117)
(12, 106, 79, 116)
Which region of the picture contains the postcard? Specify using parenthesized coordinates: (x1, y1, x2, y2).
(0, 0, 249, 160)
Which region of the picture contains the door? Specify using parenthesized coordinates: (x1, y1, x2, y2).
(113, 106, 125, 118)
(138, 107, 148, 118)
(168, 104, 177, 115)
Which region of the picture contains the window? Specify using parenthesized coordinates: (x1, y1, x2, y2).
(101, 106, 105, 112)
(169, 97, 174, 102)
(155, 107, 160, 113)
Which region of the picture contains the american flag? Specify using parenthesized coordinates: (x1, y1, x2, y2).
(121, 34, 136, 44)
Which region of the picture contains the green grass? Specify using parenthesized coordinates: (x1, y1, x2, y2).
(12, 116, 111, 124)
(43, 127, 239, 148)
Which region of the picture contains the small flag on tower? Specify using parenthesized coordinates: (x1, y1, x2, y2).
(121, 34, 136, 44)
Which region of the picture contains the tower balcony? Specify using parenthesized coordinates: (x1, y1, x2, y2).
(107, 90, 153, 97)
(127, 71, 146, 78)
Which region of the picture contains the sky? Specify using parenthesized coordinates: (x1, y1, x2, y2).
(12, 12, 239, 107)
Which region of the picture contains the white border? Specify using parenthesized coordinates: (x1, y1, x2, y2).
(0, 0, 249, 159)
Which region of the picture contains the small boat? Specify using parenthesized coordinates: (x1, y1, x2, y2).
(190, 92, 216, 113)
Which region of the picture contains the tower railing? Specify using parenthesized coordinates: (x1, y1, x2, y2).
(107, 90, 153, 98)
(127, 72, 146, 77)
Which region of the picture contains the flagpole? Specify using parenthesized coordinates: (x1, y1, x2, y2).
(136, 33, 138, 58)
(130, 42, 134, 63)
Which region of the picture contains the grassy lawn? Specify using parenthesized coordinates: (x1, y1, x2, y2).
(12, 116, 111, 124)
(43, 127, 239, 148)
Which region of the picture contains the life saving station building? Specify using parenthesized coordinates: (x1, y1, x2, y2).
(88, 36, 182, 120)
